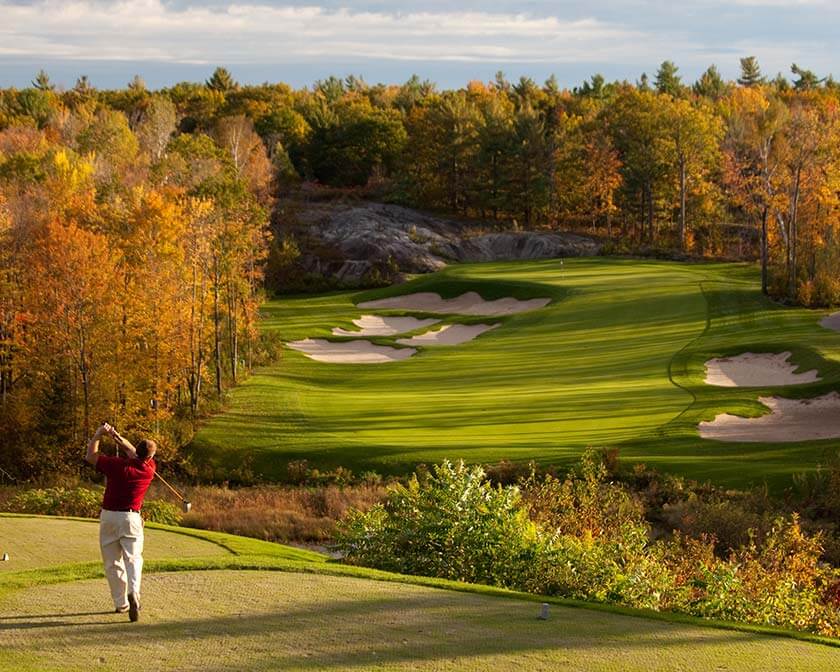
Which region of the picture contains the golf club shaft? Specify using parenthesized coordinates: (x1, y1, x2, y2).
(154, 470, 186, 502)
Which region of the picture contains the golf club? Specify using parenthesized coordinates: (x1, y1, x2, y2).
(153, 470, 192, 513)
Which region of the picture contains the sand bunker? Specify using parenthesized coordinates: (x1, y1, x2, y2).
(331, 315, 439, 337)
(396, 323, 500, 346)
(287, 338, 415, 364)
(699, 392, 840, 443)
(359, 292, 550, 316)
(821, 312, 840, 332)
(704, 352, 820, 387)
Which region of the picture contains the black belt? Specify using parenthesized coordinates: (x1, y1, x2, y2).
(103, 508, 140, 513)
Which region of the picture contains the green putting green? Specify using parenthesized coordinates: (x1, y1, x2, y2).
(192, 258, 840, 489)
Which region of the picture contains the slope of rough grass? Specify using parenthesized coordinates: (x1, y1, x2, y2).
(0, 516, 229, 572)
(0, 514, 326, 570)
(192, 258, 840, 489)
(2, 570, 839, 672)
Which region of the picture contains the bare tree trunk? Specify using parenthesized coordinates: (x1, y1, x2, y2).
(645, 183, 655, 242)
(195, 273, 207, 416)
(0, 321, 8, 406)
(491, 152, 498, 221)
(78, 328, 90, 439)
(760, 206, 769, 295)
(117, 271, 129, 423)
(188, 264, 198, 416)
(226, 280, 238, 385)
(679, 156, 687, 249)
(213, 260, 223, 400)
(69, 359, 77, 444)
(788, 166, 801, 299)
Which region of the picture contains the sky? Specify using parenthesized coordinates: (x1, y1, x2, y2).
(0, 0, 838, 90)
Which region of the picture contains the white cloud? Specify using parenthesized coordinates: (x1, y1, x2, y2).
(725, 0, 827, 5)
(0, 0, 682, 64)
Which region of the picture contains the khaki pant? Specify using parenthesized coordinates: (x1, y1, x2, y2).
(99, 509, 144, 609)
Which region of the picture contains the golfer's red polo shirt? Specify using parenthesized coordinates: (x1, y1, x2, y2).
(96, 455, 156, 511)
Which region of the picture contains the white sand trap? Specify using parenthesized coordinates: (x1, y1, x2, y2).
(699, 392, 840, 443)
(331, 315, 440, 337)
(359, 291, 550, 316)
(704, 351, 820, 387)
(396, 323, 500, 346)
(821, 311, 840, 332)
(287, 338, 415, 364)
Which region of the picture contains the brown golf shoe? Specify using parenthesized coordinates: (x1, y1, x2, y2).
(128, 593, 141, 622)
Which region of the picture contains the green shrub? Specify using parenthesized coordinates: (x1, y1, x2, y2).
(141, 500, 183, 526)
(335, 460, 538, 588)
(336, 456, 840, 638)
(696, 516, 837, 634)
(7, 486, 182, 525)
(525, 448, 646, 545)
(8, 487, 102, 517)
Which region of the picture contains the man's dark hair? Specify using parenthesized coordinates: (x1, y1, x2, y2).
(136, 439, 157, 461)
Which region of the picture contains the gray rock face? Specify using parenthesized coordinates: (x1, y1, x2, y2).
(457, 231, 600, 263)
(289, 202, 600, 285)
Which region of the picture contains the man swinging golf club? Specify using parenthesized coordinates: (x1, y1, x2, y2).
(85, 422, 156, 622)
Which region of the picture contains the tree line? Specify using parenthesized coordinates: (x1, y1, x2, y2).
(1, 57, 839, 475)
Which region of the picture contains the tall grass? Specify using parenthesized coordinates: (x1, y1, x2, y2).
(179, 483, 386, 544)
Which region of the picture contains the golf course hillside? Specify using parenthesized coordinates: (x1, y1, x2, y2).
(2, 514, 838, 672)
(192, 258, 840, 489)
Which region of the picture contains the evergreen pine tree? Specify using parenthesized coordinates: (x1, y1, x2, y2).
(693, 65, 727, 99)
(791, 63, 823, 91)
(655, 61, 683, 97)
(32, 69, 53, 91)
(206, 67, 238, 93)
(738, 57, 765, 87)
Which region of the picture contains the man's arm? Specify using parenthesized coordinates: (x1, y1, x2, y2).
(107, 426, 138, 460)
(85, 424, 107, 466)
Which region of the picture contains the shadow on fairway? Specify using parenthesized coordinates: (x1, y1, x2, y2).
(0, 611, 113, 620)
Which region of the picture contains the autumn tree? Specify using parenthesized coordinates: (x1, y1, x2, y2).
(28, 220, 119, 439)
(660, 98, 723, 249)
(774, 99, 835, 298)
(76, 109, 139, 185)
(136, 95, 177, 162)
(582, 127, 622, 237)
(214, 115, 273, 198)
(722, 87, 787, 292)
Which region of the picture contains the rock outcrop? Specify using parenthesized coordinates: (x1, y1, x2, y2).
(282, 201, 601, 286)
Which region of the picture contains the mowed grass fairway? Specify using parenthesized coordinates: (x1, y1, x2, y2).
(193, 258, 840, 489)
(2, 516, 838, 671)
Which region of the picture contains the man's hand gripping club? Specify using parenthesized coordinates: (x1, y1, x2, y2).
(85, 422, 138, 466)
